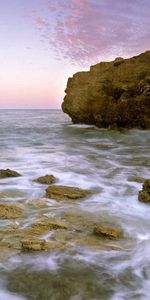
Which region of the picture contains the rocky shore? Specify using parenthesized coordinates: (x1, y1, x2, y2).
(0, 168, 149, 257)
(62, 51, 150, 129)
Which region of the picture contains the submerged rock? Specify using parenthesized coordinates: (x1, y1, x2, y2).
(33, 174, 57, 184)
(24, 219, 68, 236)
(139, 179, 150, 203)
(0, 169, 21, 178)
(93, 225, 122, 239)
(62, 51, 150, 129)
(46, 185, 91, 201)
(0, 203, 23, 219)
(21, 239, 47, 251)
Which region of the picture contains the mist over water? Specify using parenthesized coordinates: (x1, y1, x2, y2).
(0, 109, 150, 300)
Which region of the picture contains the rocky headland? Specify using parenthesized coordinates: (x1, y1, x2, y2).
(62, 51, 150, 129)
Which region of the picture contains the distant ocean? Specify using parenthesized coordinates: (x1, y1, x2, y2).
(0, 109, 150, 299)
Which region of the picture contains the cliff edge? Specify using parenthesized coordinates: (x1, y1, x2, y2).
(62, 51, 150, 128)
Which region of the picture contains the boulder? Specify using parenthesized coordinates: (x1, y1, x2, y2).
(62, 51, 150, 129)
(93, 225, 122, 239)
(33, 174, 57, 184)
(0, 203, 23, 219)
(139, 179, 150, 203)
(0, 169, 21, 178)
(46, 185, 91, 201)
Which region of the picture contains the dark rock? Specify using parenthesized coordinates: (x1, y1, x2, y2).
(0, 169, 21, 178)
(139, 179, 150, 203)
(93, 225, 122, 239)
(139, 191, 150, 203)
(33, 174, 57, 184)
(46, 185, 91, 201)
(143, 179, 150, 193)
(62, 51, 150, 129)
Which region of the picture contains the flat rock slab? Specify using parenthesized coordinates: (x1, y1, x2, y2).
(0, 169, 21, 178)
(139, 179, 150, 203)
(93, 225, 122, 240)
(33, 174, 57, 184)
(46, 185, 91, 201)
(0, 203, 23, 219)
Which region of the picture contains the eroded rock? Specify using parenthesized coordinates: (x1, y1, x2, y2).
(139, 179, 150, 203)
(0, 203, 23, 219)
(0, 169, 21, 178)
(33, 174, 57, 184)
(93, 225, 122, 239)
(24, 219, 68, 236)
(46, 185, 91, 201)
(62, 51, 150, 129)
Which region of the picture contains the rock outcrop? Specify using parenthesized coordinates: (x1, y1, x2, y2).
(62, 51, 150, 128)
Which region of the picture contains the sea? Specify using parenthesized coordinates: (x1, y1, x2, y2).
(0, 109, 150, 300)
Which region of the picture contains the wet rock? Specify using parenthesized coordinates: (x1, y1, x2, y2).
(0, 169, 21, 178)
(0, 203, 23, 219)
(143, 179, 150, 193)
(33, 174, 57, 184)
(46, 185, 91, 201)
(24, 219, 68, 236)
(21, 239, 47, 251)
(139, 191, 150, 203)
(139, 179, 150, 203)
(62, 51, 150, 129)
(93, 225, 122, 239)
(127, 176, 145, 183)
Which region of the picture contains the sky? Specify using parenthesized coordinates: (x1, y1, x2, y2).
(0, 0, 149, 109)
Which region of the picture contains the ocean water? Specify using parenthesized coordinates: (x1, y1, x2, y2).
(0, 109, 150, 300)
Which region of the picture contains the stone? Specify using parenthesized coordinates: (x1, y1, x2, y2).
(139, 190, 150, 203)
(24, 219, 68, 236)
(0, 203, 23, 219)
(62, 51, 150, 129)
(143, 179, 150, 193)
(0, 169, 21, 178)
(138, 179, 150, 203)
(21, 239, 47, 251)
(33, 174, 57, 184)
(93, 225, 121, 239)
(46, 185, 91, 201)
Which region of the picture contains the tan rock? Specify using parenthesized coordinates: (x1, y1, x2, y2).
(33, 174, 56, 184)
(62, 51, 150, 129)
(24, 219, 68, 236)
(93, 225, 122, 239)
(0, 169, 21, 178)
(0, 203, 23, 219)
(46, 185, 91, 200)
(21, 239, 47, 251)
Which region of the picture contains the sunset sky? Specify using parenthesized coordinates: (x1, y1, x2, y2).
(0, 0, 149, 109)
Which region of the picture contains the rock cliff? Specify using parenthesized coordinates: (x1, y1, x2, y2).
(62, 51, 150, 128)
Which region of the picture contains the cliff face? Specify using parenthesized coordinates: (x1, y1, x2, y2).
(62, 51, 150, 129)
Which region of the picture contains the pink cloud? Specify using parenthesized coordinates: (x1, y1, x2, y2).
(34, 17, 49, 27)
(35, 0, 150, 66)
